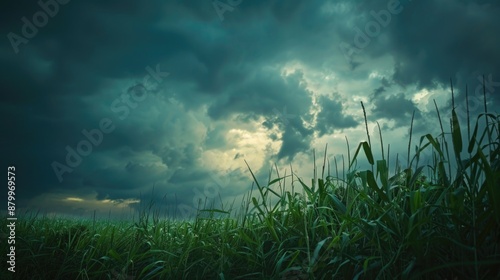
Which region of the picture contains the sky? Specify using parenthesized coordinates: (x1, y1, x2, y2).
(1, 0, 499, 220)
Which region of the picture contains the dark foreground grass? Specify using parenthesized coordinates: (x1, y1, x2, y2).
(1, 83, 499, 279)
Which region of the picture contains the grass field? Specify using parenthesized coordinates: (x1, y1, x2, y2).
(2, 83, 499, 279)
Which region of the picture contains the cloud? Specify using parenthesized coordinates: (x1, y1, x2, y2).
(370, 91, 420, 126)
(1, 0, 498, 218)
(315, 93, 359, 137)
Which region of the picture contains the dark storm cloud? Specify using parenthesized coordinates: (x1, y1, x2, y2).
(332, 0, 499, 142)
(207, 69, 311, 121)
(206, 68, 315, 160)
(371, 92, 420, 125)
(2, 0, 498, 217)
(315, 93, 359, 137)
(344, 0, 499, 104)
(276, 117, 314, 161)
(365, 78, 432, 137)
(1, 0, 208, 208)
(389, 0, 500, 90)
(373, 86, 386, 97)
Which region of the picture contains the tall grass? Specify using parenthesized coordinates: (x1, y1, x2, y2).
(1, 82, 499, 279)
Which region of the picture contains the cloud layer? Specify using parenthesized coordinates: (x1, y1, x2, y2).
(1, 0, 499, 218)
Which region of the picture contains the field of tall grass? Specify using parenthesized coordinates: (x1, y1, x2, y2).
(2, 82, 499, 279)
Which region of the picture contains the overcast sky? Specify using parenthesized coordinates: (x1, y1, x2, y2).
(1, 0, 499, 219)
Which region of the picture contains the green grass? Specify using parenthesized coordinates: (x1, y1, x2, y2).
(2, 82, 499, 279)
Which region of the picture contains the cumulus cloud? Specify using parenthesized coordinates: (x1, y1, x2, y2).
(1, 0, 498, 218)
